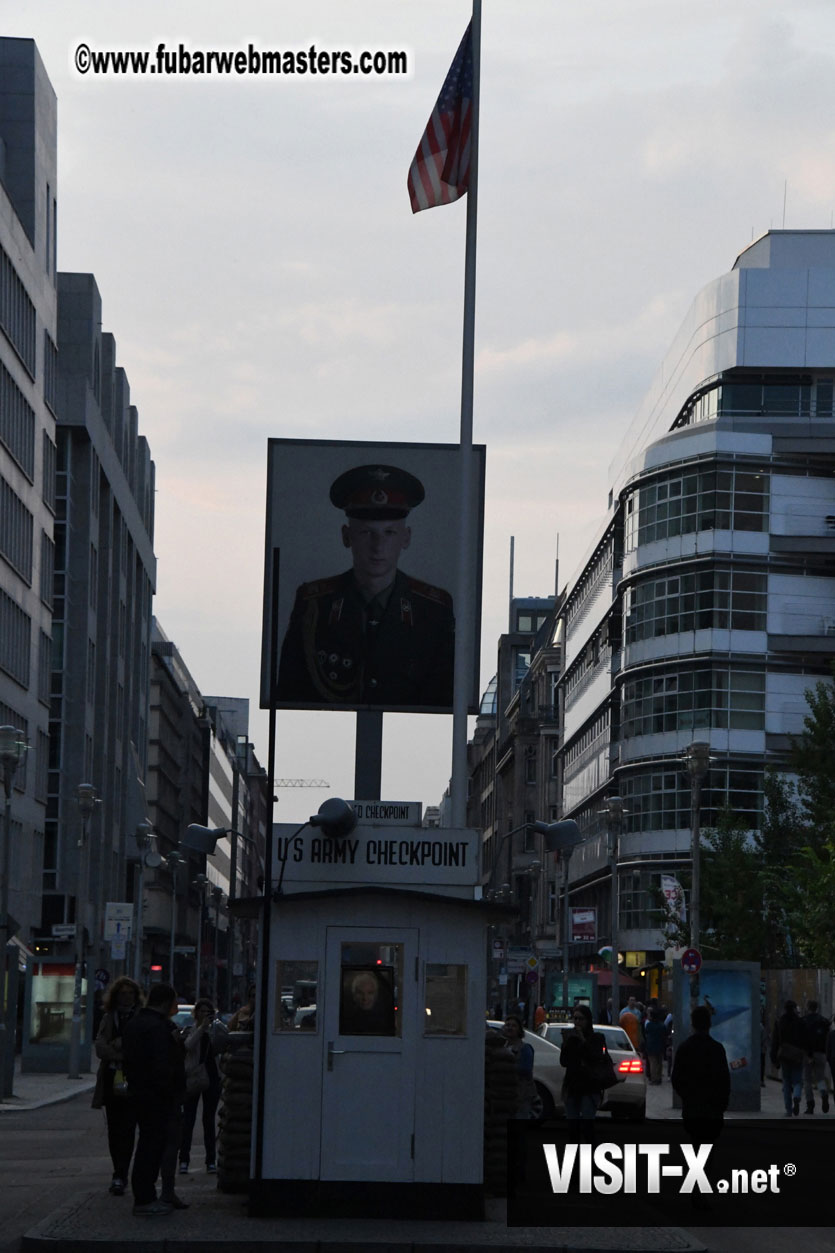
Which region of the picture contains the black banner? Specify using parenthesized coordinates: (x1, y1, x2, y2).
(508, 1120, 832, 1227)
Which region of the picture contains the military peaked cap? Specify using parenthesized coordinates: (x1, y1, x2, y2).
(330, 464, 425, 519)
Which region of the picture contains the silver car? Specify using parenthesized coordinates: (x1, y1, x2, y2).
(536, 1021, 647, 1122)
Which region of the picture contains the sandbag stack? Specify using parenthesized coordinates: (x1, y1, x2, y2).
(483, 1028, 518, 1195)
(216, 1030, 254, 1192)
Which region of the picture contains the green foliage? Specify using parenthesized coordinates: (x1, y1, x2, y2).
(698, 806, 767, 962)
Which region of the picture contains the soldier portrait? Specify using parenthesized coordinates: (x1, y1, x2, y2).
(276, 463, 455, 708)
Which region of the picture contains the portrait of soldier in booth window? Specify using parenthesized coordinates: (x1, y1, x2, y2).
(339, 967, 396, 1037)
(276, 463, 455, 709)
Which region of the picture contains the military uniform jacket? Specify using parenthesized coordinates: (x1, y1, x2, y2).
(277, 569, 454, 708)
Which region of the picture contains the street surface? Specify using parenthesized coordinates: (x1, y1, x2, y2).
(0, 1083, 833, 1252)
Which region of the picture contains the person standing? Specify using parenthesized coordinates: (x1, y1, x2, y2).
(801, 1000, 830, 1114)
(501, 1016, 538, 1119)
(619, 995, 641, 1050)
(91, 976, 142, 1196)
(770, 998, 807, 1117)
(643, 1006, 669, 1085)
(122, 983, 185, 1216)
(179, 999, 222, 1174)
(559, 1005, 608, 1140)
(671, 1005, 731, 1142)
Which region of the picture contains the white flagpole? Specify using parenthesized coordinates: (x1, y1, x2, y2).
(449, 0, 481, 829)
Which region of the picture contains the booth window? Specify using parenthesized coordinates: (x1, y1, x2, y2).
(424, 963, 467, 1035)
(338, 942, 402, 1037)
(274, 959, 318, 1033)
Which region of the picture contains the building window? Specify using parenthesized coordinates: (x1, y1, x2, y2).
(42, 431, 56, 513)
(0, 242, 37, 376)
(621, 667, 765, 738)
(43, 330, 58, 415)
(0, 360, 35, 479)
(524, 746, 537, 785)
(40, 531, 54, 608)
(38, 630, 51, 704)
(624, 467, 769, 551)
(620, 765, 762, 835)
(624, 568, 767, 643)
(0, 474, 34, 581)
(0, 588, 31, 685)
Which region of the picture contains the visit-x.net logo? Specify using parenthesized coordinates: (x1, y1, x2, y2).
(507, 1123, 827, 1227)
(543, 1141, 785, 1196)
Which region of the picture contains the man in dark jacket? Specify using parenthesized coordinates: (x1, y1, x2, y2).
(770, 999, 808, 1117)
(671, 1004, 731, 1143)
(122, 983, 185, 1215)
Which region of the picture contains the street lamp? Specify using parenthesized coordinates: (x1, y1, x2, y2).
(166, 851, 184, 987)
(132, 823, 161, 985)
(211, 885, 224, 1007)
(0, 726, 26, 1100)
(532, 819, 583, 1012)
(69, 783, 100, 1080)
(193, 873, 208, 999)
(602, 797, 625, 1020)
(681, 741, 711, 1007)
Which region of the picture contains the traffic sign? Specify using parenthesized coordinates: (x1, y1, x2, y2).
(525, 970, 539, 984)
(52, 924, 76, 938)
(104, 902, 134, 940)
(681, 947, 702, 973)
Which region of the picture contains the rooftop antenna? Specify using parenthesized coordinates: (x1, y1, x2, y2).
(554, 532, 560, 600)
(508, 535, 515, 630)
(782, 180, 787, 229)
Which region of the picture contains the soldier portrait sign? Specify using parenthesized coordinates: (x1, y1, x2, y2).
(261, 438, 485, 714)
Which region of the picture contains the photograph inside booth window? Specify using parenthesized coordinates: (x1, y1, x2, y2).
(339, 965, 397, 1036)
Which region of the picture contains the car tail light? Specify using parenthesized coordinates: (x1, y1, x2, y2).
(617, 1058, 644, 1074)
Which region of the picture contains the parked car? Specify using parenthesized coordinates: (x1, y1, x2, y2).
(487, 1018, 646, 1122)
(172, 1004, 195, 1032)
(536, 1020, 646, 1122)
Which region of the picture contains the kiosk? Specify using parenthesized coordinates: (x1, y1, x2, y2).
(250, 816, 497, 1219)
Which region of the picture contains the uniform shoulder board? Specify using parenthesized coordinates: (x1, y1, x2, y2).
(405, 576, 453, 608)
(296, 575, 344, 599)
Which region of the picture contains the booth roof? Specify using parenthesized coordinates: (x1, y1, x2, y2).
(231, 884, 518, 919)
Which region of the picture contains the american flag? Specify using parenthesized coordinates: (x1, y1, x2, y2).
(407, 23, 473, 214)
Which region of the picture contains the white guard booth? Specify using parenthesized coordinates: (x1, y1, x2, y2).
(250, 814, 494, 1220)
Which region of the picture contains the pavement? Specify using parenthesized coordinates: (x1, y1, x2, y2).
(4, 1060, 831, 1253)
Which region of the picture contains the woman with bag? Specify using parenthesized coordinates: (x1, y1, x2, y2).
(91, 976, 143, 1196)
(179, 998, 222, 1173)
(559, 1005, 614, 1139)
(771, 999, 808, 1116)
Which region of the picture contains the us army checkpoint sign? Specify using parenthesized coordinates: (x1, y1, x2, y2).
(273, 822, 480, 890)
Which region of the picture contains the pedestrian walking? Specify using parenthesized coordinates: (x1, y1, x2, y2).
(671, 1005, 730, 1212)
(802, 1000, 830, 1114)
(179, 999, 222, 1174)
(671, 1004, 731, 1142)
(91, 975, 142, 1197)
(770, 998, 807, 1117)
(643, 1006, 668, 1085)
(559, 1004, 610, 1141)
(826, 1019, 835, 1094)
(121, 983, 186, 1216)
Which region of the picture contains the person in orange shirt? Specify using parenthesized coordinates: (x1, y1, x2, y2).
(619, 995, 642, 1050)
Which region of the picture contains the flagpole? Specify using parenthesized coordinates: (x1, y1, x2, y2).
(449, 0, 481, 829)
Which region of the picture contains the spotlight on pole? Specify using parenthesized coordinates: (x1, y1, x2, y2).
(309, 798, 357, 841)
(182, 825, 229, 856)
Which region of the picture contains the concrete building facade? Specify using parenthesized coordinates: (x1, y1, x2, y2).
(0, 39, 58, 946)
(43, 273, 156, 974)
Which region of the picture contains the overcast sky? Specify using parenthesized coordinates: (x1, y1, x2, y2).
(7, 1, 835, 822)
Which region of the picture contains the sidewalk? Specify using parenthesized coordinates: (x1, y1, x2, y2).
(0, 1055, 95, 1112)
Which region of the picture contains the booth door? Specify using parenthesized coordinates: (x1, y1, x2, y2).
(320, 925, 418, 1181)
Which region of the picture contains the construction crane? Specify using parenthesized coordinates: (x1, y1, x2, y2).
(273, 779, 330, 788)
